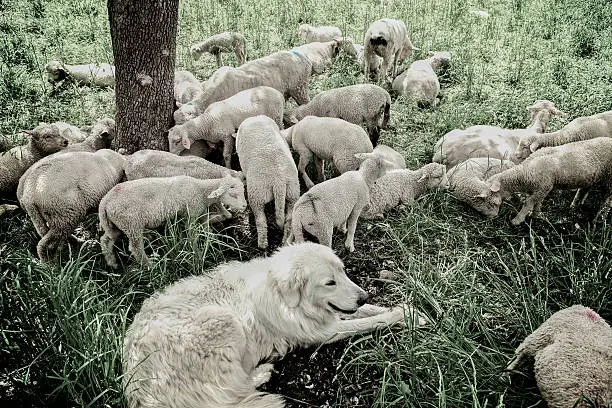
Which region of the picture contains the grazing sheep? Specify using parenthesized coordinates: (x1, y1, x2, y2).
(174, 51, 312, 124)
(50, 122, 87, 144)
(236, 115, 300, 249)
(480, 137, 612, 224)
(289, 152, 393, 251)
(432, 100, 566, 168)
(45, 61, 115, 87)
(99, 174, 247, 268)
(281, 116, 374, 189)
(363, 18, 414, 84)
(16, 149, 125, 260)
(373, 144, 406, 172)
(0, 124, 69, 196)
(392, 51, 452, 107)
(61, 118, 116, 153)
(290, 39, 341, 74)
(190, 31, 247, 67)
(361, 163, 447, 219)
(298, 23, 342, 43)
(169, 86, 285, 168)
(174, 70, 203, 104)
(341, 37, 382, 77)
(507, 305, 612, 408)
(514, 109, 612, 162)
(291, 84, 391, 146)
(444, 157, 515, 217)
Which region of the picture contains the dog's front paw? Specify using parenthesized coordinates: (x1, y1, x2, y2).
(251, 363, 274, 387)
(389, 304, 429, 327)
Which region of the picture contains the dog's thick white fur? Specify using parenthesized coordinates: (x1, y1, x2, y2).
(122, 242, 427, 408)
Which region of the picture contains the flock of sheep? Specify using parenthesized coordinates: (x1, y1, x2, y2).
(1, 14, 611, 408)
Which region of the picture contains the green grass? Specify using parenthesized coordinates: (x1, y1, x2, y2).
(1, 0, 611, 406)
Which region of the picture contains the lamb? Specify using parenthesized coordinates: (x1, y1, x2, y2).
(506, 305, 611, 408)
(281, 116, 373, 189)
(340, 37, 382, 77)
(363, 18, 415, 84)
(169, 86, 285, 168)
(174, 70, 203, 104)
(373, 144, 406, 172)
(298, 23, 342, 43)
(61, 118, 116, 153)
(392, 51, 452, 107)
(45, 61, 115, 87)
(0, 124, 69, 196)
(16, 149, 126, 260)
(444, 157, 515, 217)
(99, 174, 247, 268)
(480, 137, 612, 225)
(289, 151, 393, 252)
(124, 149, 243, 181)
(235, 115, 300, 249)
(174, 51, 312, 124)
(49, 122, 87, 144)
(190, 31, 247, 67)
(514, 109, 612, 162)
(361, 163, 447, 219)
(290, 39, 341, 74)
(291, 84, 391, 146)
(432, 100, 566, 168)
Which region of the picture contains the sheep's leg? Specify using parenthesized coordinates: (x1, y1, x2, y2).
(595, 190, 612, 222)
(379, 57, 390, 85)
(235, 47, 245, 65)
(100, 228, 122, 269)
(314, 157, 325, 182)
(214, 52, 223, 68)
(297, 152, 316, 189)
(23, 203, 49, 238)
(345, 204, 365, 252)
(368, 126, 381, 147)
(125, 230, 149, 266)
(37, 229, 64, 261)
(290, 86, 310, 105)
(251, 203, 268, 249)
(222, 136, 234, 169)
(511, 189, 551, 225)
(307, 222, 333, 247)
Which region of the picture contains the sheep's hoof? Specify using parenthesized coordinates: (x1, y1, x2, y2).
(345, 242, 355, 252)
(510, 217, 524, 226)
(257, 239, 268, 249)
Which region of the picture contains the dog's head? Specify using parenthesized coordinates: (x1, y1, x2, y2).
(271, 243, 368, 313)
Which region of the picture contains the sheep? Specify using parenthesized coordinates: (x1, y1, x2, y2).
(289, 151, 394, 252)
(50, 122, 87, 144)
(361, 163, 447, 219)
(61, 118, 116, 153)
(432, 100, 566, 168)
(392, 51, 452, 107)
(291, 84, 391, 147)
(190, 32, 247, 67)
(16, 149, 126, 260)
(0, 124, 69, 196)
(281, 116, 374, 189)
(506, 305, 612, 408)
(373, 144, 406, 172)
(290, 39, 341, 74)
(124, 149, 243, 181)
(340, 37, 382, 77)
(169, 86, 285, 168)
(235, 115, 300, 249)
(298, 23, 342, 43)
(45, 61, 115, 87)
(363, 18, 415, 84)
(479, 137, 612, 225)
(514, 109, 612, 162)
(174, 51, 312, 124)
(99, 174, 247, 268)
(174, 70, 203, 104)
(444, 157, 515, 217)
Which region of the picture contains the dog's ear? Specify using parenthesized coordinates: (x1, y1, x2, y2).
(272, 262, 305, 308)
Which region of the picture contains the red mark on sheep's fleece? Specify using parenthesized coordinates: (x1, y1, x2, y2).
(584, 308, 601, 321)
(113, 185, 121, 193)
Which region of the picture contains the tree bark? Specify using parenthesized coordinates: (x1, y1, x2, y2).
(108, 0, 178, 153)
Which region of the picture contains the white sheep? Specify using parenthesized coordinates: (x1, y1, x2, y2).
(174, 51, 312, 124)
(373, 144, 406, 172)
(514, 109, 612, 162)
(190, 32, 247, 67)
(290, 39, 341, 74)
(169, 86, 285, 168)
(289, 151, 393, 252)
(61, 118, 116, 153)
(361, 163, 447, 219)
(392, 51, 452, 107)
(340, 37, 382, 77)
(124, 149, 243, 181)
(281, 116, 374, 189)
(16, 149, 126, 260)
(480, 137, 612, 224)
(298, 23, 342, 43)
(99, 174, 247, 268)
(235, 115, 300, 249)
(432, 100, 566, 168)
(444, 157, 515, 217)
(291, 84, 391, 147)
(45, 61, 115, 87)
(363, 18, 415, 84)
(49, 122, 87, 144)
(506, 305, 611, 408)
(0, 124, 69, 196)
(174, 70, 203, 104)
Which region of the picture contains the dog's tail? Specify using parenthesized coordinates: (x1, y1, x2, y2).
(234, 392, 285, 408)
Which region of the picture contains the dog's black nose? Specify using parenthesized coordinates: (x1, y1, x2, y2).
(357, 291, 369, 307)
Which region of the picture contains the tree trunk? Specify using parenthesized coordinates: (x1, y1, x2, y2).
(108, 0, 178, 153)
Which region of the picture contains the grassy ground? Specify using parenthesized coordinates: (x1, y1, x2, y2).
(1, 0, 611, 406)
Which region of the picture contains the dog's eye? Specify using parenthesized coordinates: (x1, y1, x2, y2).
(325, 280, 336, 286)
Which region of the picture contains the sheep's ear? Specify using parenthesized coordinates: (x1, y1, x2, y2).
(489, 179, 501, 193)
(553, 107, 567, 116)
(208, 185, 229, 199)
(418, 173, 429, 182)
(354, 152, 371, 160)
(231, 132, 237, 139)
(23, 129, 35, 136)
(233, 171, 245, 181)
(529, 142, 539, 153)
(181, 135, 191, 149)
(473, 191, 489, 199)
(176, 101, 183, 108)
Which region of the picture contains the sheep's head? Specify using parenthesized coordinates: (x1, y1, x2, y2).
(189, 45, 203, 61)
(418, 162, 448, 188)
(173, 103, 198, 125)
(24, 123, 69, 153)
(339, 37, 358, 57)
(428, 51, 452, 72)
(45, 60, 69, 83)
(471, 175, 504, 218)
(355, 152, 396, 178)
(208, 174, 247, 212)
(513, 136, 539, 163)
(527, 100, 566, 132)
(167, 125, 189, 155)
(298, 24, 312, 38)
